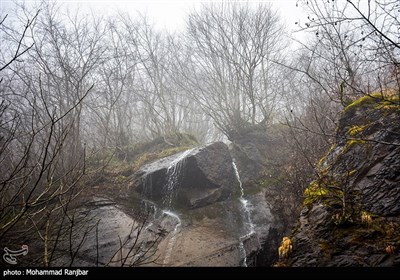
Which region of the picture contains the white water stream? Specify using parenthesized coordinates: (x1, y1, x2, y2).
(162, 210, 182, 265)
(161, 148, 193, 265)
(232, 161, 256, 267)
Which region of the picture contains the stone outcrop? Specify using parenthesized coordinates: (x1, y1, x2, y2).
(284, 94, 400, 267)
(128, 141, 274, 266)
(228, 124, 303, 266)
(63, 133, 301, 267)
(52, 198, 161, 266)
(132, 142, 238, 209)
(229, 125, 280, 183)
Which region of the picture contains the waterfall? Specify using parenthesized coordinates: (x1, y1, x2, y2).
(162, 149, 193, 208)
(136, 149, 193, 266)
(232, 161, 255, 234)
(232, 161, 256, 267)
(161, 148, 193, 265)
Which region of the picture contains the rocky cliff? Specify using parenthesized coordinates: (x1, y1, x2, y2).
(283, 93, 400, 267)
(62, 131, 301, 267)
(129, 139, 297, 267)
(133, 142, 236, 209)
(129, 141, 264, 266)
(229, 124, 303, 266)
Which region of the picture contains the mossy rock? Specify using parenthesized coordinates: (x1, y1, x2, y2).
(122, 132, 199, 162)
(343, 91, 399, 114)
(285, 89, 400, 267)
(132, 144, 195, 172)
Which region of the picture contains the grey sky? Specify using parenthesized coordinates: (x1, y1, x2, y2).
(1, 0, 305, 33)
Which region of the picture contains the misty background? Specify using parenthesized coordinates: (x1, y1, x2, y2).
(1, 0, 398, 267)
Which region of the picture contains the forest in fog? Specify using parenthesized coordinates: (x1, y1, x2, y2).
(0, 0, 399, 267)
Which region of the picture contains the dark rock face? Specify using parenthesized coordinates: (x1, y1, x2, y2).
(251, 183, 302, 266)
(132, 142, 238, 209)
(229, 125, 277, 183)
(334, 98, 400, 217)
(286, 95, 400, 267)
(227, 124, 303, 266)
(131, 141, 285, 266)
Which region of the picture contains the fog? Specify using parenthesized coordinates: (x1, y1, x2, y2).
(0, 0, 398, 267)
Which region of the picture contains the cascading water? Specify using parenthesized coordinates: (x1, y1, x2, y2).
(134, 149, 193, 266)
(129, 198, 160, 264)
(161, 148, 193, 265)
(232, 161, 256, 267)
(162, 149, 192, 207)
(162, 210, 182, 265)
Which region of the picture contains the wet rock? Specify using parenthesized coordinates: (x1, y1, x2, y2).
(132, 142, 238, 209)
(285, 95, 400, 267)
(53, 198, 139, 266)
(229, 125, 281, 183)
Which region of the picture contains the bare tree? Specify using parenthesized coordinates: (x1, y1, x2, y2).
(85, 17, 139, 151)
(29, 2, 106, 161)
(293, 0, 399, 105)
(1, 2, 174, 266)
(0, 11, 39, 74)
(178, 2, 286, 140)
(276, 0, 400, 225)
(0, 3, 97, 266)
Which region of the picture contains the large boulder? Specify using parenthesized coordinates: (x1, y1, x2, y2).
(132, 142, 238, 209)
(285, 94, 400, 267)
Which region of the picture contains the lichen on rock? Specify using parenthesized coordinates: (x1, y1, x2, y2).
(285, 93, 400, 267)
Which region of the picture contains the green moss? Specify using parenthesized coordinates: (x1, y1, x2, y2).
(317, 157, 326, 168)
(303, 180, 328, 205)
(344, 93, 382, 113)
(342, 138, 366, 154)
(348, 124, 369, 137)
(133, 145, 193, 171)
(347, 138, 366, 147)
(317, 143, 336, 168)
(344, 92, 400, 113)
(326, 217, 400, 259)
(348, 170, 357, 177)
(244, 184, 263, 196)
(258, 174, 285, 188)
(376, 100, 400, 111)
(87, 133, 198, 187)
(303, 171, 359, 209)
